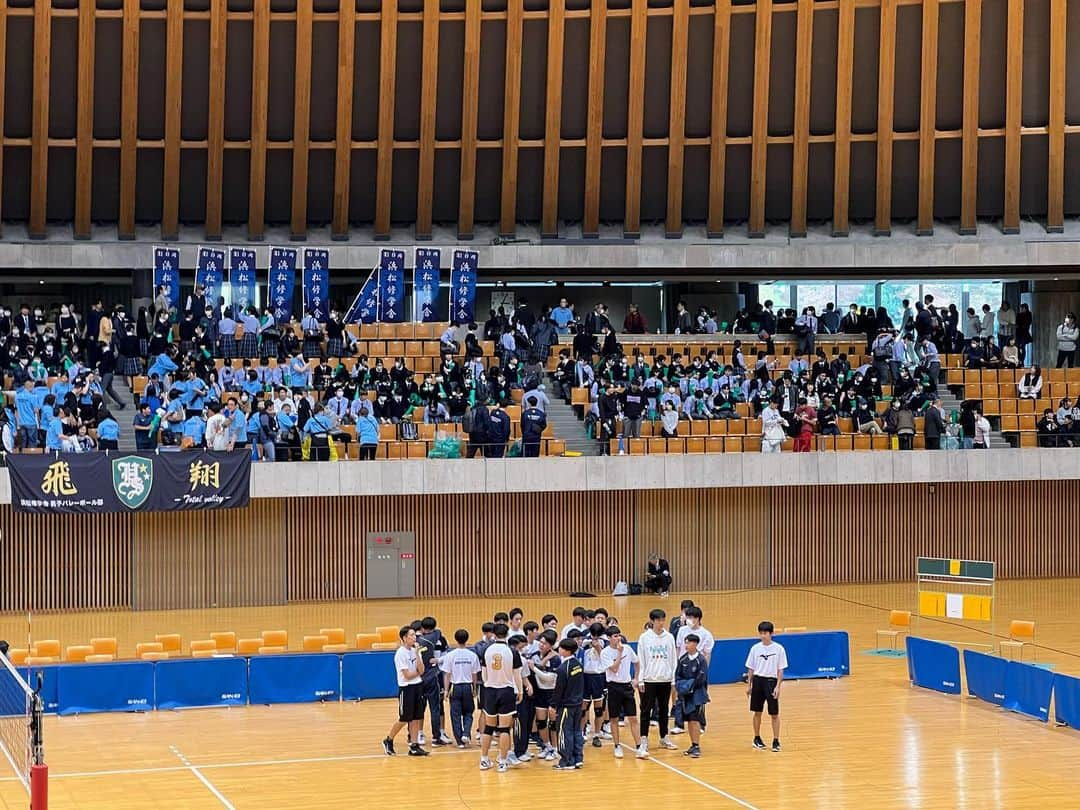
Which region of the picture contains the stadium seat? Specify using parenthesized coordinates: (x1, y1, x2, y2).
(65, 645, 94, 663)
(85, 654, 114, 663)
(25, 657, 57, 666)
(90, 637, 118, 657)
(190, 640, 217, 654)
(257, 646, 287, 654)
(303, 635, 329, 652)
(211, 632, 237, 651)
(355, 633, 379, 650)
(375, 625, 399, 643)
(135, 642, 164, 657)
(237, 638, 263, 655)
(323, 644, 349, 653)
(261, 630, 288, 648)
(370, 642, 398, 651)
(320, 628, 346, 646)
(31, 640, 61, 659)
(191, 649, 217, 658)
(8, 649, 28, 665)
(140, 651, 169, 661)
(155, 634, 182, 654)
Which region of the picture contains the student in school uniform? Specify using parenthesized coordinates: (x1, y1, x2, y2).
(672, 606, 715, 734)
(550, 639, 585, 770)
(746, 620, 788, 753)
(382, 626, 428, 758)
(674, 634, 710, 758)
(440, 629, 481, 748)
(417, 617, 452, 747)
(600, 626, 642, 759)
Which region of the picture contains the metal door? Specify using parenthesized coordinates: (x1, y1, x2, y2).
(365, 532, 416, 598)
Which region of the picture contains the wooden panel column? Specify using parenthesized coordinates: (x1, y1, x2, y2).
(247, 0, 269, 240)
(541, 0, 565, 239)
(623, 0, 647, 238)
(748, 0, 772, 238)
(30, 0, 52, 238)
(119, 0, 139, 240)
(832, 0, 855, 236)
(74, 0, 96, 240)
(499, 0, 524, 238)
(789, 0, 812, 238)
(874, 0, 896, 236)
(0, 7, 6, 233)
(583, 1, 607, 238)
(665, 0, 689, 238)
(162, 0, 183, 240)
(415, 0, 439, 240)
(1047, 0, 1066, 233)
(1002, 0, 1023, 234)
(959, 0, 981, 235)
(374, 2, 398, 239)
(332, 0, 356, 239)
(917, 0, 939, 235)
(290, 0, 313, 240)
(205, 0, 227, 240)
(458, 0, 481, 239)
(707, 0, 731, 238)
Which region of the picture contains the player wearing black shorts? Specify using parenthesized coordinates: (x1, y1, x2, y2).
(479, 623, 523, 773)
(582, 623, 609, 748)
(745, 621, 788, 753)
(529, 629, 560, 761)
(600, 626, 641, 758)
(382, 626, 429, 757)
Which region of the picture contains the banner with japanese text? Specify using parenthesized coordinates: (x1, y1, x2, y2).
(228, 248, 258, 313)
(268, 247, 298, 323)
(302, 248, 330, 323)
(413, 248, 441, 323)
(152, 247, 181, 315)
(344, 269, 379, 325)
(377, 249, 405, 323)
(450, 249, 478, 325)
(7, 451, 251, 514)
(195, 247, 226, 304)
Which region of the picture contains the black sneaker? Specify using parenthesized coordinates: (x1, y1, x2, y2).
(753, 736, 766, 750)
(408, 745, 430, 757)
(431, 738, 449, 747)
(592, 736, 602, 748)
(772, 739, 781, 752)
(382, 737, 396, 756)
(685, 744, 701, 758)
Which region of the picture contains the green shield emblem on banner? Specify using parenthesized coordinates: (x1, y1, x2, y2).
(111, 456, 153, 510)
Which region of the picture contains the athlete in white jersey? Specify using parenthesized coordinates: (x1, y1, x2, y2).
(479, 623, 523, 773)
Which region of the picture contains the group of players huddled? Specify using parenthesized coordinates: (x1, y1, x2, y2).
(383, 601, 788, 771)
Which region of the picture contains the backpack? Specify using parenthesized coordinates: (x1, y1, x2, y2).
(398, 421, 419, 441)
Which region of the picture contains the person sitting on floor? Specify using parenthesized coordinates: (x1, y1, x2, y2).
(645, 553, 672, 596)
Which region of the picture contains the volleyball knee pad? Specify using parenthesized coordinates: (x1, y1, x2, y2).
(497, 725, 511, 736)
(535, 719, 547, 732)
(594, 707, 605, 722)
(483, 725, 498, 737)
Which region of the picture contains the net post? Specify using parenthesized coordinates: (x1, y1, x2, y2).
(30, 764, 47, 810)
(30, 682, 46, 809)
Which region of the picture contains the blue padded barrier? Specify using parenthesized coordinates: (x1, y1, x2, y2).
(55, 661, 155, 716)
(906, 636, 961, 695)
(707, 631, 850, 684)
(155, 657, 248, 710)
(18, 666, 58, 714)
(1003, 660, 1054, 722)
(342, 651, 396, 700)
(248, 653, 340, 705)
(1054, 672, 1080, 728)
(963, 649, 1007, 707)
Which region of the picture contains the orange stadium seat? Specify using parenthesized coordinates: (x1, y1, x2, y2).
(155, 634, 182, 654)
(65, 645, 94, 663)
(261, 630, 288, 648)
(91, 638, 118, 657)
(237, 638, 263, 655)
(211, 632, 237, 652)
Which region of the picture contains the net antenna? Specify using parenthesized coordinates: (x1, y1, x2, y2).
(0, 652, 47, 808)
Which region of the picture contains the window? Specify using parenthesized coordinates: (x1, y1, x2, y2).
(796, 284, 837, 315)
(836, 283, 876, 312)
(922, 283, 963, 312)
(881, 282, 921, 327)
(757, 283, 792, 311)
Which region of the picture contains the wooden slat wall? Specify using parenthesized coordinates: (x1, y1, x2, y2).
(5, 481, 1080, 614)
(6, 1, 1077, 240)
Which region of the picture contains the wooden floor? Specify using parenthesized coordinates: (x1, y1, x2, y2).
(2, 580, 1080, 809)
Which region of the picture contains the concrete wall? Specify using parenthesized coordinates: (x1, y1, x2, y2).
(3, 448, 1077, 504)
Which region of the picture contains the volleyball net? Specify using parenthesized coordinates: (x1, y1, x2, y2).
(0, 653, 46, 809)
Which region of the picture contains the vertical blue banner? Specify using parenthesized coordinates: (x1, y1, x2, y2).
(413, 248, 441, 323)
(450, 249, 478, 325)
(344, 270, 379, 325)
(195, 246, 226, 305)
(302, 248, 331, 323)
(152, 246, 181, 314)
(228, 248, 258, 313)
(268, 247, 298, 323)
(377, 249, 405, 323)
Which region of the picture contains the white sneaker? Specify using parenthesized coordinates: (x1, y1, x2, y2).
(618, 719, 626, 727)
(659, 737, 677, 750)
(497, 760, 508, 773)
(613, 745, 624, 759)
(636, 743, 649, 759)
(518, 752, 532, 762)
(601, 730, 613, 740)
(418, 732, 426, 745)
(507, 753, 521, 767)
(602, 721, 611, 734)
(439, 732, 453, 744)
(670, 726, 685, 735)
(479, 757, 493, 770)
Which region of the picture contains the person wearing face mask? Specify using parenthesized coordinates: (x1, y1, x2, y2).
(841, 304, 861, 334)
(1056, 312, 1079, 368)
(56, 304, 77, 336)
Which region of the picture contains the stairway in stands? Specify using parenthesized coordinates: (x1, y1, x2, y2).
(111, 379, 139, 452)
(938, 378, 1010, 449)
(540, 378, 601, 456)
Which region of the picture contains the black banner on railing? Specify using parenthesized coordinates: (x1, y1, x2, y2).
(7, 451, 251, 514)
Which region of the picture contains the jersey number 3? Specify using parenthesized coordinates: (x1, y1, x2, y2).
(490, 654, 503, 671)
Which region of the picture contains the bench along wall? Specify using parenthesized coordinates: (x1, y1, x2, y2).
(2, 475, 1079, 612)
